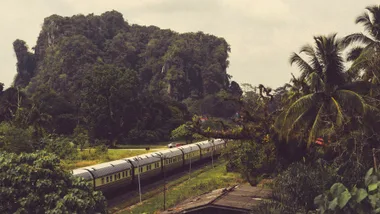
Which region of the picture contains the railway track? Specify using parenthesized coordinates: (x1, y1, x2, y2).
(107, 157, 222, 213)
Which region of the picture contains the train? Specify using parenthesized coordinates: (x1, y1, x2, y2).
(72, 139, 227, 194)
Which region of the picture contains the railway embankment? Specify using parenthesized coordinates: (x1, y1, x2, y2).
(110, 161, 243, 214)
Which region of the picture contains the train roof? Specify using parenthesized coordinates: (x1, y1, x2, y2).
(128, 153, 161, 166)
(212, 139, 225, 145)
(178, 144, 200, 153)
(81, 159, 133, 178)
(196, 140, 214, 149)
(156, 147, 183, 158)
(72, 168, 94, 180)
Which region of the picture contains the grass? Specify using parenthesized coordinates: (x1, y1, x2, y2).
(63, 148, 161, 170)
(113, 161, 242, 214)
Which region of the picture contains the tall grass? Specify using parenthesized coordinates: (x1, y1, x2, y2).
(115, 161, 242, 214)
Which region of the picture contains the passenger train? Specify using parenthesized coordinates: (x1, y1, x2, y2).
(72, 139, 227, 194)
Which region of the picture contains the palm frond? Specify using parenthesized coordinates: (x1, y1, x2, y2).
(307, 71, 325, 92)
(289, 53, 314, 80)
(281, 93, 318, 134)
(285, 107, 316, 142)
(341, 33, 374, 48)
(355, 12, 375, 36)
(307, 103, 325, 147)
(300, 44, 323, 74)
(330, 97, 344, 127)
(339, 81, 372, 94)
(334, 89, 367, 114)
(346, 46, 364, 61)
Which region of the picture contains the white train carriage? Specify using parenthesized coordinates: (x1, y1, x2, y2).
(128, 153, 162, 182)
(211, 139, 226, 155)
(72, 168, 95, 187)
(156, 148, 184, 173)
(80, 159, 133, 191)
(196, 140, 215, 159)
(178, 144, 201, 165)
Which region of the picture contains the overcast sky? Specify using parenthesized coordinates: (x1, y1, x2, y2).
(1, 0, 379, 89)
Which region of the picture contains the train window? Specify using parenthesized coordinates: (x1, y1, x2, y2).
(110, 176, 113, 182)
(118, 173, 120, 179)
(106, 177, 109, 183)
(114, 174, 117, 180)
(139, 167, 143, 173)
(122, 171, 125, 177)
(101, 178, 105, 184)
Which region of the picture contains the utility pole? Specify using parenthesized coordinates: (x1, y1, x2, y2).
(211, 140, 214, 168)
(135, 157, 142, 203)
(189, 149, 192, 180)
(153, 153, 167, 210)
(164, 158, 166, 211)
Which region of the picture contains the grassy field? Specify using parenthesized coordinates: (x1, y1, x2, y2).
(112, 161, 243, 214)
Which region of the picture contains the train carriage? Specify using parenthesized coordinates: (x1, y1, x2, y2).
(156, 148, 184, 173)
(196, 140, 215, 159)
(211, 139, 226, 155)
(72, 168, 94, 188)
(128, 153, 162, 182)
(81, 159, 133, 191)
(178, 144, 201, 165)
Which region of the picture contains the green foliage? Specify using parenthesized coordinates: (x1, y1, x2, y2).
(0, 151, 107, 213)
(0, 122, 34, 153)
(223, 140, 276, 185)
(73, 125, 89, 151)
(170, 123, 202, 143)
(273, 162, 339, 212)
(43, 135, 79, 160)
(315, 168, 380, 214)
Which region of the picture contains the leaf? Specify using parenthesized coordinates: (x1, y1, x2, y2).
(365, 168, 374, 186)
(369, 195, 378, 209)
(314, 194, 325, 207)
(330, 183, 347, 198)
(352, 188, 368, 203)
(338, 190, 351, 209)
(369, 183, 378, 192)
(328, 198, 338, 210)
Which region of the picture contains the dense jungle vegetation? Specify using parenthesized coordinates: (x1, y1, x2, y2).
(3, 4, 380, 214)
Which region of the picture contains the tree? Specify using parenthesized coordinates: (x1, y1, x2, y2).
(73, 125, 89, 151)
(275, 34, 374, 147)
(170, 123, 202, 143)
(341, 5, 380, 90)
(342, 5, 380, 61)
(0, 122, 34, 153)
(0, 151, 107, 213)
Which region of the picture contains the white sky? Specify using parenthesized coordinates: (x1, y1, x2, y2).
(0, 0, 379, 89)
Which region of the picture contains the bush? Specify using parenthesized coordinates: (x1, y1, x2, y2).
(314, 167, 380, 214)
(273, 161, 339, 212)
(222, 140, 276, 185)
(43, 135, 79, 160)
(0, 151, 107, 213)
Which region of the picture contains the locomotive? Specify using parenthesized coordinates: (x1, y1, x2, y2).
(72, 139, 227, 193)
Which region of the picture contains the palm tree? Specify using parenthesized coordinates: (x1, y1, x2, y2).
(275, 34, 372, 147)
(342, 5, 380, 85)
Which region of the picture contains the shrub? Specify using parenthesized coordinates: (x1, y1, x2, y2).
(314, 167, 380, 214)
(222, 140, 276, 185)
(273, 161, 339, 212)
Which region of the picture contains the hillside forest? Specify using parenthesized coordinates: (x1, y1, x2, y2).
(3, 5, 380, 214)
